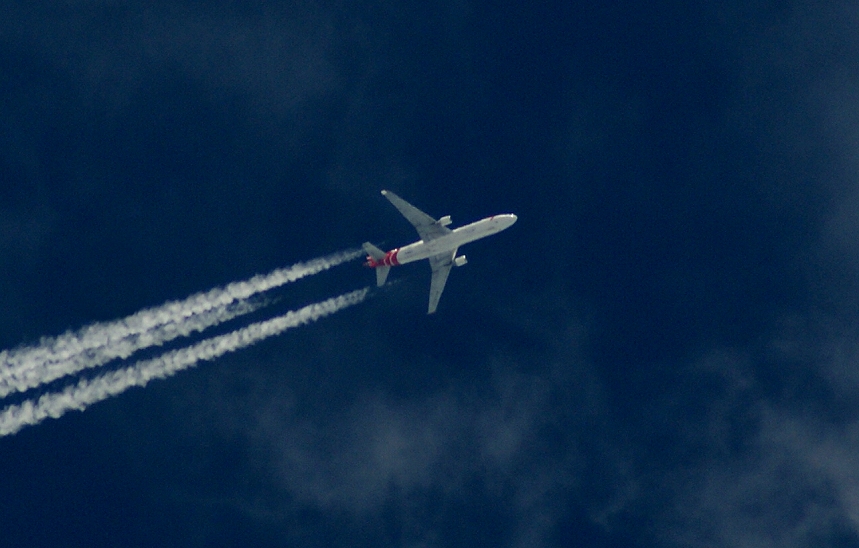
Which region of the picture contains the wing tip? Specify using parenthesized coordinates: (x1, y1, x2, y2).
(381, 189, 388, 196)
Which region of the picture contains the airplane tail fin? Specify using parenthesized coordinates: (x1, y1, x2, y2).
(362, 242, 390, 287)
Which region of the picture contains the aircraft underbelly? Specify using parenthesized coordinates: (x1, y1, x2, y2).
(397, 237, 457, 264)
(396, 221, 498, 264)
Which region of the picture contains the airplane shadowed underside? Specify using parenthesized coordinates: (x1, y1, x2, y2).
(363, 190, 517, 314)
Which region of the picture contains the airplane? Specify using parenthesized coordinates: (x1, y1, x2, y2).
(363, 190, 517, 314)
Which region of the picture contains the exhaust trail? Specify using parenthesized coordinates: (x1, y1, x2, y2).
(0, 288, 369, 437)
(0, 249, 361, 399)
(0, 299, 268, 400)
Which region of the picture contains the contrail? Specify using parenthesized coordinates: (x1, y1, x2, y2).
(0, 249, 361, 399)
(0, 288, 369, 437)
(0, 299, 267, 400)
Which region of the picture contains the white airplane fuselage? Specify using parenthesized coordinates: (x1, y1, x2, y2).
(367, 214, 517, 267)
(363, 189, 517, 313)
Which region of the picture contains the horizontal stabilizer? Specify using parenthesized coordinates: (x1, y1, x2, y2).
(375, 266, 390, 287)
(362, 242, 385, 261)
(363, 242, 390, 286)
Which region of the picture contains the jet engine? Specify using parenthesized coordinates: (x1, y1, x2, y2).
(454, 255, 467, 267)
(438, 215, 452, 226)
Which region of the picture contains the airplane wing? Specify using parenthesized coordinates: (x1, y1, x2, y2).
(382, 190, 451, 242)
(427, 249, 456, 314)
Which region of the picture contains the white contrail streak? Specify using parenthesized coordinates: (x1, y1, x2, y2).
(0, 249, 361, 399)
(0, 288, 369, 437)
(0, 299, 267, 400)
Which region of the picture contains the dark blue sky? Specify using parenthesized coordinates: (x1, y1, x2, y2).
(3, 1, 859, 547)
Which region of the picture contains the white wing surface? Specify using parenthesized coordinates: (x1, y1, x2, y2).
(382, 190, 451, 242)
(427, 249, 456, 314)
